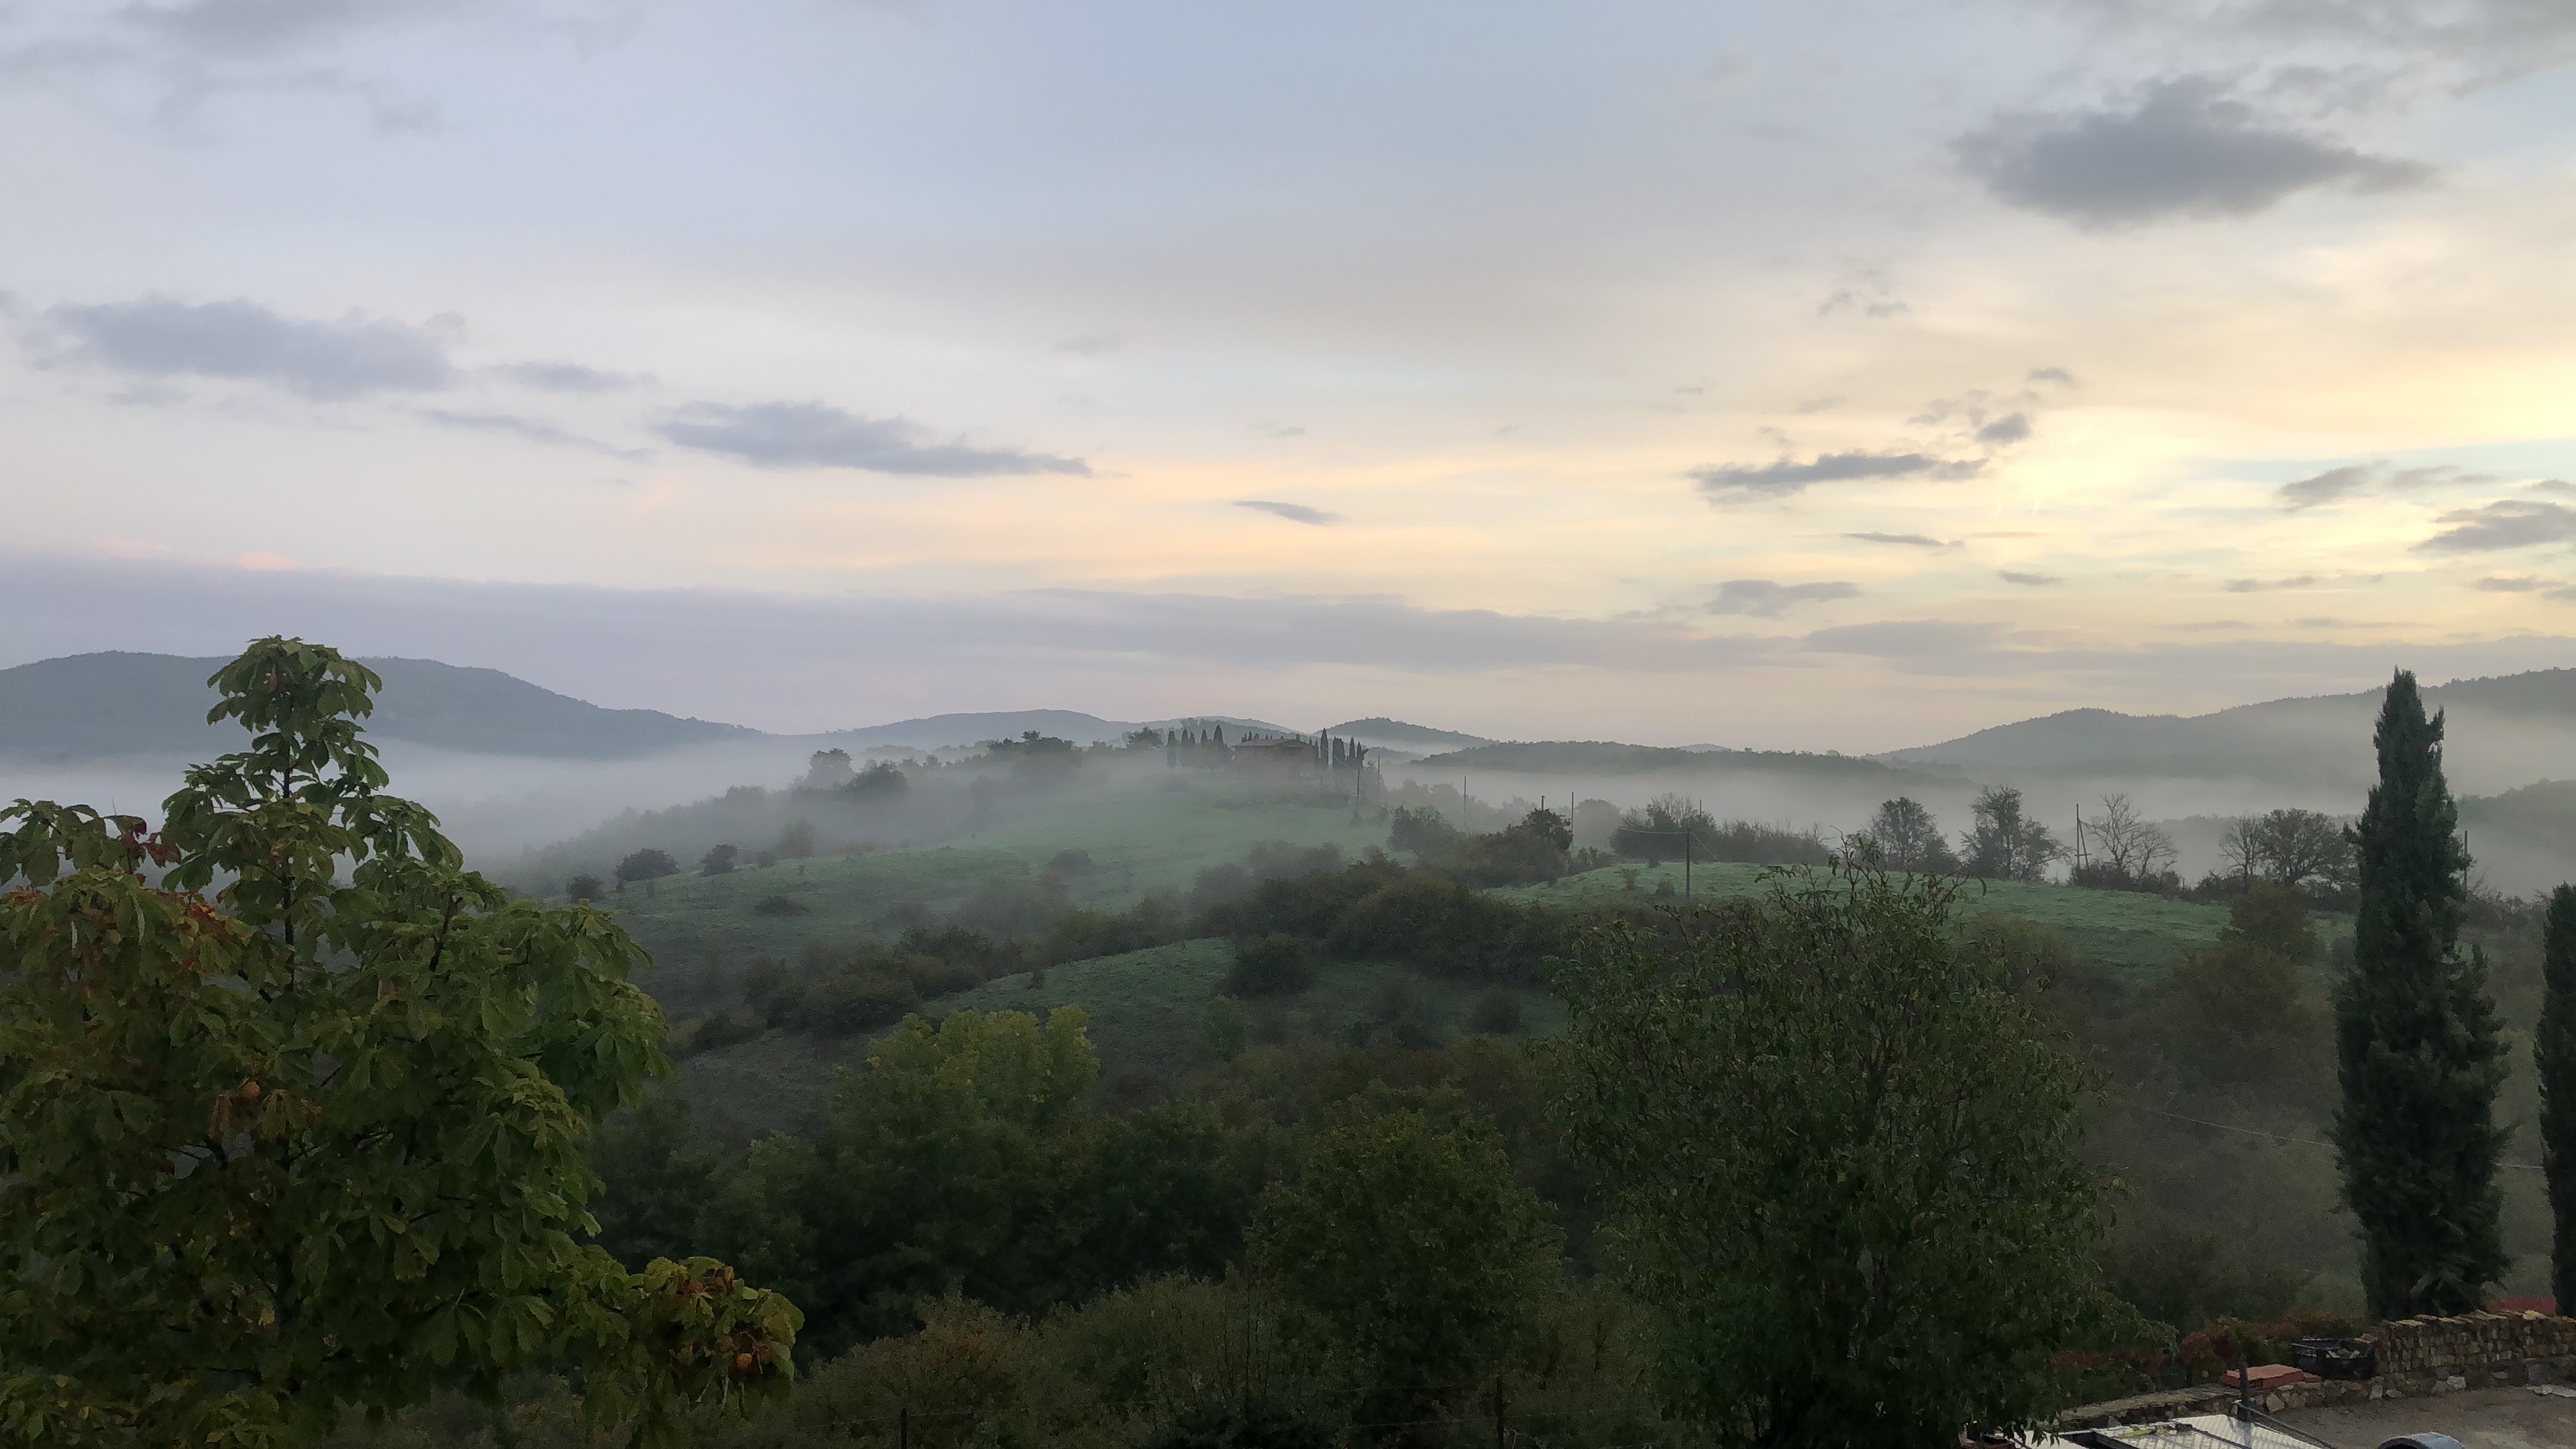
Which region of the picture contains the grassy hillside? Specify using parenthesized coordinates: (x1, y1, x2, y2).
(594, 779, 1393, 995)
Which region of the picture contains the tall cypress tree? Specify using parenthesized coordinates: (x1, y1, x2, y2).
(2334, 669, 2508, 1320)
(2540, 885, 2576, 1312)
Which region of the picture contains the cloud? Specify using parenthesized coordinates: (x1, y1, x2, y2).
(115, 0, 453, 58)
(1235, 500, 1339, 526)
(2474, 576, 2547, 592)
(1789, 396, 1843, 414)
(1803, 619, 2006, 659)
(1997, 570, 2063, 586)
(2224, 575, 2318, 591)
(655, 401, 1090, 477)
(1975, 412, 2032, 446)
(2279, 464, 2373, 511)
(1843, 531, 1953, 549)
(2414, 498, 2576, 553)
(1708, 579, 1861, 618)
(34, 296, 458, 398)
(2531, 480, 2576, 497)
(2027, 366, 2076, 385)
(423, 410, 645, 460)
(492, 360, 645, 393)
(1057, 331, 1126, 356)
(1955, 78, 2434, 227)
(1690, 450, 1981, 502)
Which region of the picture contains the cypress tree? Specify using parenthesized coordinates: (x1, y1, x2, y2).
(2334, 669, 2508, 1320)
(2541, 885, 2576, 1311)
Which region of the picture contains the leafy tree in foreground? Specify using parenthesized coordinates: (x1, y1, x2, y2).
(2536, 885, 2576, 1313)
(1255, 1093, 1558, 1444)
(2333, 669, 2507, 1320)
(0, 639, 798, 1448)
(1546, 867, 2107, 1448)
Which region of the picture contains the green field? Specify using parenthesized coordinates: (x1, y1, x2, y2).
(611, 786, 2301, 1140)
(596, 780, 1389, 994)
(1503, 859, 2241, 985)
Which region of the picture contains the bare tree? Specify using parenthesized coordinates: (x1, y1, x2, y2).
(2221, 816, 2263, 882)
(2083, 794, 2176, 881)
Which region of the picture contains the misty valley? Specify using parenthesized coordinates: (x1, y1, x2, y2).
(6, 644, 2576, 1448)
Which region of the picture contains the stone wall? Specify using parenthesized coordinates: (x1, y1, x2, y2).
(2057, 1311, 2576, 1426)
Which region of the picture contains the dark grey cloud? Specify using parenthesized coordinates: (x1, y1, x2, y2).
(0, 553, 1778, 714)
(2027, 366, 2077, 385)
(1955, 78, 2434, 227)
(2414, 499, 2576, 553)
(2279, 464, 2372, 511)
(1235, 500, 1339, 526)
(2224, 575, 2319, 592)
(116, 0, 449, 58)
(1803, 620, 2006, 659)
(1690, 450, 1981, 502)
(423, 410, 645, 460)
(1844, 531, 1953, 549)
(2475, 576, 2547, 592)
(656, 401, 1090, 478)
(1708, 579, 1861, 619)
(1997, 570, 2063, 586)
(2531, 480, 2576, 498)
(493, 360, 645, 393)
(34, 297, 457, 398)
(1974, 412, 2033, 446)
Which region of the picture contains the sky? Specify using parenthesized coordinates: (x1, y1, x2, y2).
(4, 0, 2575, 749)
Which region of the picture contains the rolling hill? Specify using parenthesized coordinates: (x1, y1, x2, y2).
(0, 651, 749, 761)
(1882, 669, 2576, 798)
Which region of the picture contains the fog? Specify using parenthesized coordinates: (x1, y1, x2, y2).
(9, 689, 2573, 898)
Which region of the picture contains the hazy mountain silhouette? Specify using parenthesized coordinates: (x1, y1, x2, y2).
(0, 652, 747, 761)
(1880, 670, 2576, 798)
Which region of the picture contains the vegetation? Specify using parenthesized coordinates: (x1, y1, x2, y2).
(2542, 885, 2576, 1311)
(1962, 784, 2062, 881)
(0, 639, 796, 1448)
(1255, 1095, 1558, 1439)
(1546, 867, 2110, 1447)
(2335, 669, 2509, 1320)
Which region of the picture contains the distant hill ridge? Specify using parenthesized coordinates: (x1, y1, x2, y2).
(816, 711, 1297, 751)
(0, 651, 747, 762)
(1413, 739, 1967, 787)
(1880, 669, 2576, 792)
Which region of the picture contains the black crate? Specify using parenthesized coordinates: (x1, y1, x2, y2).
(2292, 1338, 2375, 1380)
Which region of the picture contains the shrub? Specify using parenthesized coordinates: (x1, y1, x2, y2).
(1471, 987, 1524, 1035)
(614, 847, 680, 882)
(755, 894, 811, 916)
(564, 873, 605, 902)
(804, 973, 922, 1038)
(1145, 1403, 1335, 1449)
(700, 842, 739, 876)
(1226, 934, 1322, 997)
